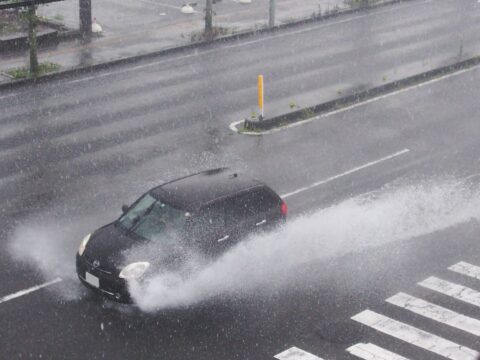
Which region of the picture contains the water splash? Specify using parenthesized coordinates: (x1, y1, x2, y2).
(128, 177, 480, 311)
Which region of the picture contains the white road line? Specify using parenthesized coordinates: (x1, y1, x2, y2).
(346, 342, 410, 360)
(449, 261, 480, 280)
(418, 277, 480, 308)
(0, 278, 62, 304)
(66, 0, 429, 84)
(155, 2, 182, 10)
(280, 149, 410, 198)
(67, 73, 117, 84)
(351, 310, 479, 360)
(0, 92, 19, 101)
(230, 63, 480, 136)
(274, 347, 324, 360)
(386, 292, 480, 336)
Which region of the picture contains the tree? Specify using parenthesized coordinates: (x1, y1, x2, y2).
(0, 0, 65, 78)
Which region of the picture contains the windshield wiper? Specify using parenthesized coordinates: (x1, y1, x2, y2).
(128, 202, 157, 233)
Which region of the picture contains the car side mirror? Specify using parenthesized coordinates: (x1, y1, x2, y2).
(121, 204, 129, 213)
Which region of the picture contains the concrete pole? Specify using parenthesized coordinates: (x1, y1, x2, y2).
(79, 0, 92, 38)
(205, 0, 213, 34)
(268, 0, 275, 28)
(27, 5, 39, 76)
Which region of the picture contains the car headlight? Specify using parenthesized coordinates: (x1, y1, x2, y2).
(78, 233, 91, 256)
(119, 262, 150, 280)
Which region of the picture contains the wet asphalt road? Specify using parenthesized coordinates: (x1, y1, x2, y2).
(2, 1, 480, 359)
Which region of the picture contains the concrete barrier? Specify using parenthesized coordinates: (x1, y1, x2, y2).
(0, 28, 58, 51)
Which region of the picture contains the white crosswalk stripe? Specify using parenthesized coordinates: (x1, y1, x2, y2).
(274, 347, 324, 360)
(351, 310, 479, 360)
(346, 342, 410, 360)
(386, 292, 480, 336)
(418, 276, 480, 308)
(449, 261, 480, 280)
(273, 261, 480, 360)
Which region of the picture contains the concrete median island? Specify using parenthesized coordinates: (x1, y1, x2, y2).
(235, 56, 480, 134)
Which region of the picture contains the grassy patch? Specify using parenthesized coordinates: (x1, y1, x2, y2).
(238, 125, 262, 134)
(38, 14, 65, 23)
(189, 26, 237, 42)
(0, 22, 21, 36)
(345, 0, 381, 6)
(289, 101, 300, 109)
(300, 107, 315, 120)
(6, 62, 61, 79)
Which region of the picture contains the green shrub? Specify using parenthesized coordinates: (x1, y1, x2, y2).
(6, 62, 61, 79)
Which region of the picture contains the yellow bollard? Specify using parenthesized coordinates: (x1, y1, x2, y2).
(258, 75, 264, 119)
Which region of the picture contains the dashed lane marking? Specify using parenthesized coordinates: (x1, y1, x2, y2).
(0, 278, 63, 304)
(280, 149, 410, 198)
(0, 92, 19, 101)
(351, 310, 479, 360)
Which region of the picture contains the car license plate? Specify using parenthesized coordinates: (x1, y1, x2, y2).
(85, 272, 99, 288)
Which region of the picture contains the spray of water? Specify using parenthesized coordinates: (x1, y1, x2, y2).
(7, 215, 102, 300)
(7, 177, 480, 308)
(128, 177, 480, 311)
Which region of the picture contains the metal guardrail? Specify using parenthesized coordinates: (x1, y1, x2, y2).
(0, 0, 63, 10)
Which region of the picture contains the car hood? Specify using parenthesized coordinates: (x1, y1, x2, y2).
(83, 223, 138, 270)
(83, 223, 200, 274)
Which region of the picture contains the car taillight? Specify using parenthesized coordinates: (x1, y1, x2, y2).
(281, 201, 288, 216)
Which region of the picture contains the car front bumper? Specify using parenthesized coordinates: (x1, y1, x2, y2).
(76, 254, 132, 303)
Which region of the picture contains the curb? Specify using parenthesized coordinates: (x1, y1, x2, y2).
(0, 29, 59, 51)
(241, 55, 480, 132)
(0, 0, 410, 91)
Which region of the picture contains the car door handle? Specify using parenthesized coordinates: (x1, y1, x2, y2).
(256, 219, 267, 226)
(217, 235, 230, 242)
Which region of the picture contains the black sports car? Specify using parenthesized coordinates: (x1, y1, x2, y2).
(76, 168, 287, 302)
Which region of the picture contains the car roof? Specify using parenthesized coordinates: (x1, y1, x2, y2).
(150, 168, 263, 211)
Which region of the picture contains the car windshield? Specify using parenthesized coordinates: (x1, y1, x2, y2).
(117, 193, 186, 241)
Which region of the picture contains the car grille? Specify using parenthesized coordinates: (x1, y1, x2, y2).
(77, 254, 130, 302)
(84, 254, 114, 275)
